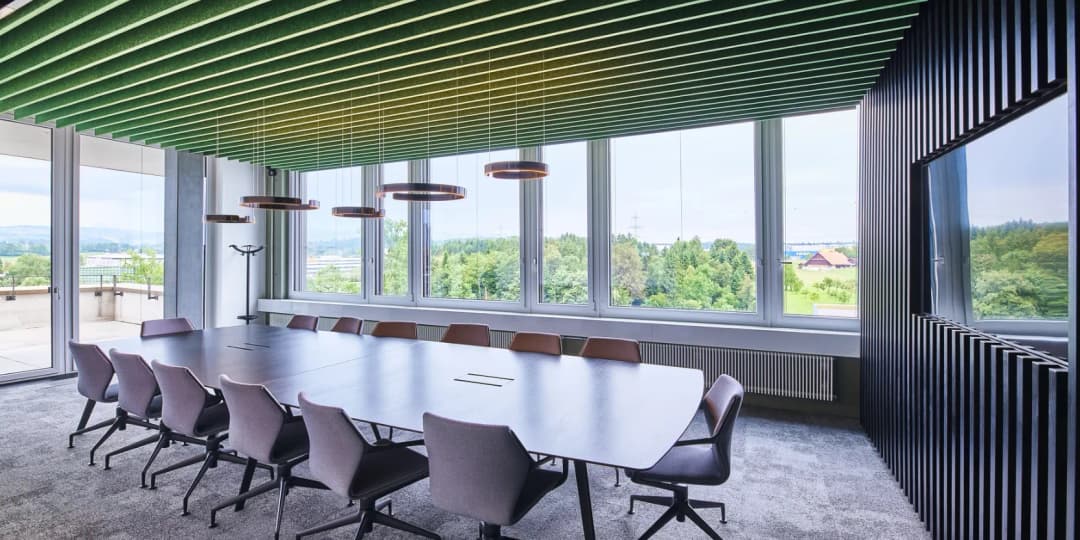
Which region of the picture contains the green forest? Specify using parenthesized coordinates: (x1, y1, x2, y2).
(969, 220, 1067, 320)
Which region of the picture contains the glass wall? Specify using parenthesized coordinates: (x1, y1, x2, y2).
(425, 149, 520, 302)
(78, 136, 166, 341)
(0, 120, 53, 376)
(782, 109, 859, 318)
(302, 166, 363, 294)
(540, 142, 589, 305)
(378, 160, 409, 297)
(609, 124, 757, 312)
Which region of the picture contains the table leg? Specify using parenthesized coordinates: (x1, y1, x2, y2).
(574, 460, 596, 540)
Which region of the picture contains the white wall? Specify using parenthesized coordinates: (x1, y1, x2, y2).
(204, 158, 266, 328)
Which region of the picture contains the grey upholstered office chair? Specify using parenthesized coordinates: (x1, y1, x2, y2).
(149, 361, 270, 515)
(295, 393, 439, 540)
(67, 342, 119, 449)
(441, 323, 491, 347)
(210, 375, 322, 539)
(581, 337, 641, 363)
(508, 332, 562, 355)
(581, 336, 642, 486)
(627, 374, 744, 539)
(371, 320, 418, 339)
(286, 315, 319, 331)
(423, 412, 568, 539)
(141, 317, 195, 337)
(101, 350, 163, 472)
(330, 316, 363, 334)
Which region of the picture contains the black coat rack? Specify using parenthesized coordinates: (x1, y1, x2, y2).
(229, 244, 264, 324)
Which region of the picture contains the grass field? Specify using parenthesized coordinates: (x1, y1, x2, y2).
(784, 266, 858, 317)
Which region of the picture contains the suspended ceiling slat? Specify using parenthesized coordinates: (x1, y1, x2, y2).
(0, 0, 924, 171)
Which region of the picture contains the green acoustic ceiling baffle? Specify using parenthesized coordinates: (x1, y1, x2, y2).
(0, 0, 925, 172)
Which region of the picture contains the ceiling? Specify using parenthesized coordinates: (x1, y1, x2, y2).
(0, 0, 924, 171)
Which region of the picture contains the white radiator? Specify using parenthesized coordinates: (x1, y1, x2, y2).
(640, 342, 835, 401)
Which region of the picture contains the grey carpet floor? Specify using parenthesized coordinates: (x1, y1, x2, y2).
(0, 377, 928, 539)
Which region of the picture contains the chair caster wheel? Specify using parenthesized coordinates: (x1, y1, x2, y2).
(181, 512, 190, 517)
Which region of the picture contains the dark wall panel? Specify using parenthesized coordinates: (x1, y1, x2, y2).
(858, 0, 1077, 538)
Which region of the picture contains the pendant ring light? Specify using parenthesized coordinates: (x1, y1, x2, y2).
(484, 57, 549, 180)
(206, 113, 254, 223)
(239, 100, 319, 211)
(333, 91, 383, 219)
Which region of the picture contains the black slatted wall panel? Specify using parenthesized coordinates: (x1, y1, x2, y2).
(858, 0, 1077, 538)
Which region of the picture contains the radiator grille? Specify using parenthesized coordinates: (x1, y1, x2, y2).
(640, 342, 835, 401)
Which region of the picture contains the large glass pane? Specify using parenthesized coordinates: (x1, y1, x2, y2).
(78, 136, 165, 342)
(0, 120, 52, 376)
(610, 125, 757, 312)
(425, 149, 520, 301)
(927, 94, 1069, 324)
(541, 142, 588, 304)
(378, 161, 409, 296)
(302, 166, 363, 294)
(782, 109, 859, 318)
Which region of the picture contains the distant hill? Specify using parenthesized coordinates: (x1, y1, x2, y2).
(0, 225, 163, 253)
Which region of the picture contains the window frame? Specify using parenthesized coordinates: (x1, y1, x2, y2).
(289, 115, 861, 331)
(290, 166, 367, 304)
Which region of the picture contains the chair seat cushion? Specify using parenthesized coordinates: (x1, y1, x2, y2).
(348, 446, 429, 500)
(269, 419, 310, 463)
(192, 402, 230, 437)
(510, 466, 566, 524)
(628, 444, 728, 486)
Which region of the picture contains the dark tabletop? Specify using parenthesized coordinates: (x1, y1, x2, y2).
(98, 325, 704, 470)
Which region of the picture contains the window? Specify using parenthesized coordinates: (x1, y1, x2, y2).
(377, 161, 409, 297)
(0, 120, 52, 375)
(302, 166, 363, 295)
(540, 142, 588, 305)
(782, 110, 858, 318)
(927, 94, 1069, 331)
(78, 136, 166, 340)
(425, 149, 520, 302)
(610, 124, 757, 312)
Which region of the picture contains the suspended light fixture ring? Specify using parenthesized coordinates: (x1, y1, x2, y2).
(484, 160, 549, 180)
(240, 195, 320, 211)
(376, 182, 466, 202)
(205, 214, 255, 224)
(331, 206, 384, 218)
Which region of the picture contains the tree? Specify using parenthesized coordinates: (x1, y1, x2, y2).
(308, 265, 360, 294)
(122, 249, 164, 285)
(3, 254, 50, 286)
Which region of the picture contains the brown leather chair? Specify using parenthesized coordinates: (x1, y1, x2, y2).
(371, 321, 418, 339)
(286, 315, 319, 331)
(508, 332, 561, 355)
(581, 337, 641, 363)
(330, 317, 363, 334)
(441, 323, 491, 347)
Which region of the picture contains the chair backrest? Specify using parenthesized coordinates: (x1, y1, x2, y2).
(330, 316, 363, 334)
(286, 315, 319, 331)
(702, 374, 745, 482)
(140, 317, 195, 337)
(422, 412, 532, 526)
(153, 360, 216, 437)
(371, 321, 417, 339)
(219, 374, 289, 463)
(108, 349, 159, 418)
(581, 337, 641, 363)
(441, 323, 491, 347)
(509, 332, 562, 355)
(69, 341, 115, 402)
(298, 392, 368, 498)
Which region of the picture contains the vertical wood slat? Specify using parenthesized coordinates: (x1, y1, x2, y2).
(859, 0, 1075, 538)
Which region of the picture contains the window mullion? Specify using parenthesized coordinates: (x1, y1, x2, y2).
(590, 138, 610, 315)
(521, 146, 540, 312)
(758, 119, 784, 326)
(409, 159, 427, 305)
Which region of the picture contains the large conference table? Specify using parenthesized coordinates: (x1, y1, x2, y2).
(97, 324, 704, 539)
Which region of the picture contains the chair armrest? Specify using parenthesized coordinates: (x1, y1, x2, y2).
(370, 438, 426, 452)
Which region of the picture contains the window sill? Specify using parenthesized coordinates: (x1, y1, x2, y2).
(257, 298, 859, 357)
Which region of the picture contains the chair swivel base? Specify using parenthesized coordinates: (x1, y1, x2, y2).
(296, 499, 438, 540)
(628, 486, 726, 540)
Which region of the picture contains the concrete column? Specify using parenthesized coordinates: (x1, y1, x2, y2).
(164, 149, 205, 327)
